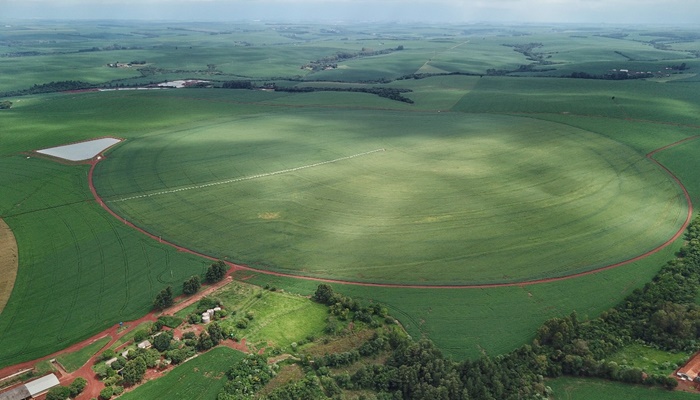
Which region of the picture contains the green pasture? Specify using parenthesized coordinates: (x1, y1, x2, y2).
(119, 346, 245, 400)
(548, 377, 697, 400)
(609, 343, 691, 376)
(55, 336, 111, 372)
(94, 105, 686, 285)
(212, 282, 327, 349)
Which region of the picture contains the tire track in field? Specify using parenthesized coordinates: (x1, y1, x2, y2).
(88, 135, 695, 289)
(106, 148, 386, 203)
(57, 215, 82, 343)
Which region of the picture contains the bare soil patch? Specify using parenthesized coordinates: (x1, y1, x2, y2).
(0, 218, 18, 314)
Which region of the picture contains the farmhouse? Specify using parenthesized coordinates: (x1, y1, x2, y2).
(0, 374, 60, 400)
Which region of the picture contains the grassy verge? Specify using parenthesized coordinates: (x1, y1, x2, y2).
(56, 336, 111, 372)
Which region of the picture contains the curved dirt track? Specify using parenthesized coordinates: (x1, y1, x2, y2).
(88, 135, 696, 289)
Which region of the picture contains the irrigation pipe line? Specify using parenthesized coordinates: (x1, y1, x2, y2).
(88, 138, 695, 289)
(109, 148, 386, 203)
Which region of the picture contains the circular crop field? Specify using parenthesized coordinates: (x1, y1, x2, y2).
(94, 110, 687, 285)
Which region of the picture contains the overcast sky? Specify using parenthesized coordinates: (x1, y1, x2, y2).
(2, 0, 699, 24)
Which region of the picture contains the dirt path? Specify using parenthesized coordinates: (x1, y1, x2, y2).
(0, 219, 19, 315)
(0, 274, 237, 398)
(87, 134, 696, 289)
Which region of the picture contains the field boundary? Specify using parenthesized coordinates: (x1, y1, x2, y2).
(108, 148, 386, 203)
(88, 136, 696, 289)
(0, 218, 19, 314)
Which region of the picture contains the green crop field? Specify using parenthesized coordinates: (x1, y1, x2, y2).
(119, 346, 245, 400)
(548, 377, 698, 400)
(0, 155, 206, 368)
(1, 21, 700, 376)
(94, 105, 686, 285)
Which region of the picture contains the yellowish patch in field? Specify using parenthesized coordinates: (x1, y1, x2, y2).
(0, 218, 18, 314)
(417, 215, 452, 223)
(258, 212, 281, 220)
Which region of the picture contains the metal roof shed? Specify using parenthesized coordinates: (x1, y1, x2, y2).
(24, 374, 60, 397)
(0, 385, 31, 400)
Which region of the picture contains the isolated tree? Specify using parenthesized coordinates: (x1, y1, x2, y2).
(153, 286, 174, 310)
(182, 275, 201, 295)
(314, 284, 334, 305)
(206, 260, 228, 283)
(0, 101, 12, 110)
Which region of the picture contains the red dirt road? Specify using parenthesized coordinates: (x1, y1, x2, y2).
(0, 274, 240, 398)
(87, 135, 696, 289)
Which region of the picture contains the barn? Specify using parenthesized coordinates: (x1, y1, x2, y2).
(0, 374, 60, 400)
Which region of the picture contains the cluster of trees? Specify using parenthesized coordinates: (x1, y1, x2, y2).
(669, 62, 688, 71)
(274, 86, 414, 104)
(152, 286, 174, 310)
(0, 80, 94, 97)
(0, 101, 11, 109)
(152, 260, 227, 310)
(567, 71, 654, 80)
(301, 46, 404, 71)
(217, 354, 275, 399)
(45, 377, 87, 400)
(222, 80, 254, 89)
(94, 306, 235, 398)
(206, 260, 228, 282)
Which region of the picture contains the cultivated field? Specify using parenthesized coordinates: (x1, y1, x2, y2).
(119, 346, 245, 400)
(1, 21, 700, 369)
(94, 106, 686, 284)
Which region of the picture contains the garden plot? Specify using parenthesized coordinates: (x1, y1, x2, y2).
(36, 137, 121, 162)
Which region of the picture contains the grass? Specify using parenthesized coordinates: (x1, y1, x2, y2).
(211, 282, 328, 349)
(609, 343, 691, 376)
(55, 336, 111, 372)
(548, 377, 698, 400)
(119, 346, 245, 400)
